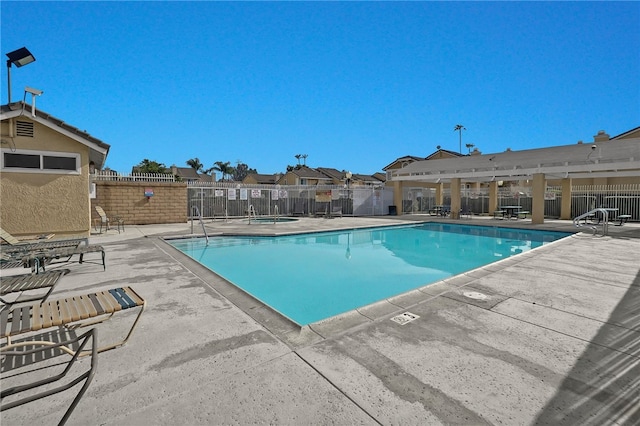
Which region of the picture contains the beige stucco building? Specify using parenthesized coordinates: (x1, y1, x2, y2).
(1, 102, 109, 238)
(389, 127, 640, 223)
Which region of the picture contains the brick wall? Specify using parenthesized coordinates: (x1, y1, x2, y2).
(91, 181, 187, 225)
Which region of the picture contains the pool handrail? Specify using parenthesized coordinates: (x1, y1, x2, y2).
(248, 205, 257, 224)
(573, 208, 610, 236)
(191, 206, 209, 245)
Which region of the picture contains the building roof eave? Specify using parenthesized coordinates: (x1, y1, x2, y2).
(1, 102, 110, 169)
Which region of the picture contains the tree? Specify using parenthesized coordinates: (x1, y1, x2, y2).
(210, 161, 234, 181)
(454, 124, 466, 154)
(134, 159, 168, 173)
(186, 157, 204, 173)
(232, 162, 257, 181)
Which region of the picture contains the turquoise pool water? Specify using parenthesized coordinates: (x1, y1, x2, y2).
(169, 223, 571, 325)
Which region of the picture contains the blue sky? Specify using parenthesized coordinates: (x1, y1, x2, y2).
(2, 1, 638, 177)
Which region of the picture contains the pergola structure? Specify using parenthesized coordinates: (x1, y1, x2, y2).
(390, 137, 640, 224)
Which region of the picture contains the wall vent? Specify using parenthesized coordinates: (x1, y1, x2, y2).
(16, 121, 34, 137)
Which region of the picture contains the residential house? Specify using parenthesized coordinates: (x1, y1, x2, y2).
(243, 173, 280, 185)
(1, 102, 109, 238)
(383, 149, 467, 180)
(275, 165, 333, 186)
(169, 165, 215, 183)
(350, 173, 385, 187)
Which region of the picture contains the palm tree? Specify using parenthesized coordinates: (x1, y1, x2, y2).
(465, 143, 475, 153)
(211, 161, 233, 181)
(295, 154, 302, 165)
(454, 124, 466, 154)
(186, 158, 204, 173)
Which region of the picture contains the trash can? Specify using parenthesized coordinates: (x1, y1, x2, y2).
(388, 205, 397, 216)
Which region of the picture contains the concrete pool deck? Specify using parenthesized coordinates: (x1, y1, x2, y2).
(1, 216, 639, 425)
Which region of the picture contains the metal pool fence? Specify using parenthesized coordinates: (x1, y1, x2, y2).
(93, 174, 636, 221)
(401, 184, 639, 220)
(187, 183, 394, 219)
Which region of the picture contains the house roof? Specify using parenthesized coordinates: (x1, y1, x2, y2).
(612, 126, 640, 140)
(392, 138, 640, 183)
(1, 102, 110, 169)
(172, 166, 201, 180)
(246, 173, 279, 184)
(310, 167, 384, 184)
(424, 149, 466, 160)
(316, 167, 345, 180)
(351, 173, 384, 184)
(372, 172, 387, 182)
(289, 165, 333, 180)
(383, 150, 465, 171)
(382, 155, 425, 171)
(170, 166, 215, 182)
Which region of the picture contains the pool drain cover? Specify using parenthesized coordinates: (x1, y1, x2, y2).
(463, 291, 488, 300)
(391, 312, 420, 325)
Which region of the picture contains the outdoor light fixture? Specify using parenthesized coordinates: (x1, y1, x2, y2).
(5, 46, 36, 104)
(24, 86, 42, 96)
(23, 86, 43, 117)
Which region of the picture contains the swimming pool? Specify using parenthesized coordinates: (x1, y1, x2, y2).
(168, 223, 571, 325)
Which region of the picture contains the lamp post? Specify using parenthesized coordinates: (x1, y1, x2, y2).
(6, 47, 36, 104)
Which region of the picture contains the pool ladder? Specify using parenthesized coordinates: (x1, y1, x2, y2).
(573, 208, 610, 236)
(248, 205, 257, 224)
(191, 206, 209, 245)
(273, 205, 279, 224)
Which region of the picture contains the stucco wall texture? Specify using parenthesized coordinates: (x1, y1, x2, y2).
(1, 120, 91, 238)
(91, 181, 187, 226)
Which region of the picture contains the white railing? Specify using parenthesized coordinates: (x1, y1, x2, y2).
(93, 171, 176, 182)
(191, 206, 209, 245)
(572, 184, 640, 221)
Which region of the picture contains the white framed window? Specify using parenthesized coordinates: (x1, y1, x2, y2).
(1, 148, 81, 174)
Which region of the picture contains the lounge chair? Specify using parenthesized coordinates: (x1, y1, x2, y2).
(0, 253, 26, 270)
(0, 269, 70, 306)
(315, 205, 328, 218)
(94, 206, 110, 233)
(1, 327, 98, 425)
(292, 202, 305, 216)
(1, 228, 86, 256)
(94, 206, 124, 233)
(22, 245, 105, 274)
(330, 206, 343, 218)
(1, 286, 145, 355)
(460, 208, 473, 219)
